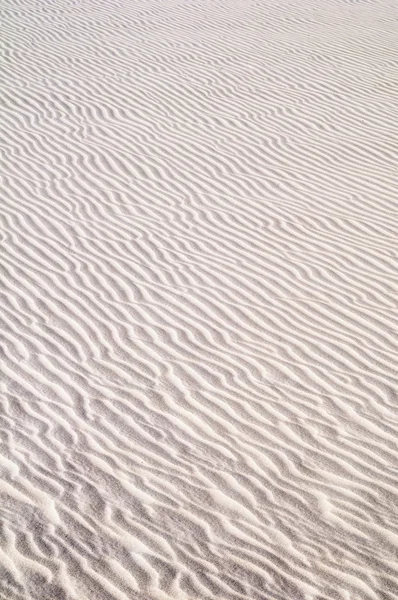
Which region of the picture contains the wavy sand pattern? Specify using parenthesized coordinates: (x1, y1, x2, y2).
(1, 0, 398, 598)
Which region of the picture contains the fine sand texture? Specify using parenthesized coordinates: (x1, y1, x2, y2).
(1, 0, 398, 598)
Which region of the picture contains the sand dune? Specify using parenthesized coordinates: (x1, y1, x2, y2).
(1, 0, 398, 598)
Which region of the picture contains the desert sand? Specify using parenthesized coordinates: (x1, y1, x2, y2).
(1, 0, 398, 598)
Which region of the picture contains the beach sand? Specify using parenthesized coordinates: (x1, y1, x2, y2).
(1, 0, 398, 598)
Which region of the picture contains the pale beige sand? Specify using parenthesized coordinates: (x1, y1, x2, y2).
(1, 0, 398, 598)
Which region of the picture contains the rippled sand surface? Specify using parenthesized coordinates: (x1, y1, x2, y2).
(1, 0, 398, 598)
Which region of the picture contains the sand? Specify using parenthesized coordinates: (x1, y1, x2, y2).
(1, 0, 398, 598)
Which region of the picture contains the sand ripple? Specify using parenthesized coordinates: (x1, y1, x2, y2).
(1, 0, 398, 598)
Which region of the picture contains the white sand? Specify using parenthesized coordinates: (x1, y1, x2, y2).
(1, 0, 398, 598)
